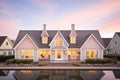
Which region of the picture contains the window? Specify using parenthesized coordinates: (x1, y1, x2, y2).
(70, 37, 76, 44)
(8, 51, 12, 55)
(20, 50, 33, 59)
(86, 50, 98, 59)
(38, 50, 50, 59)
(42, 37, 48, 44)
(6, 42, 8, 46)
(115, 41, 117, 45)
(3, 51, 7, 56)
(55, 40, 63, 46)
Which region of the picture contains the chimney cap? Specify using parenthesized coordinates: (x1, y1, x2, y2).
(71, 24, 75, 27)
(43, 24, 46, 27)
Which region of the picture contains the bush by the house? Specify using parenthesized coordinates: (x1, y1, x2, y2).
(6, 59, 15, 64)
(72, 62, 80, 66)
(0, 55, 14, 62)
(86, 58, 112, 64)
(15, 59, 33, 64)
(38, 63, 46, 66)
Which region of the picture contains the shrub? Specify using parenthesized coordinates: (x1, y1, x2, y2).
(72, 62, 80, 66)
(86, 58, 112, 64)
(38, 63, 46, 66)
(15, 59, 33, 64)
(0, 55, 14, 62)
(6, 59, 15, 64)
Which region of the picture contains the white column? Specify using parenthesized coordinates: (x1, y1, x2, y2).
(34, 50, 38, 62)
(15, 50, 19, 59)
(81, 49, 86, 62)
(98, 49, 104, 59)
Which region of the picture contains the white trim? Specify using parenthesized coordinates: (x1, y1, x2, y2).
(49, 31, 69, 46)
(14, 34, 39, 49)
(81, 34, 104, 49)
(68, 48, 79, 50)
(39, 48, 50, 50)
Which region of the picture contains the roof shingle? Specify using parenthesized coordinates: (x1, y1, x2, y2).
(14, 30, 105, 48)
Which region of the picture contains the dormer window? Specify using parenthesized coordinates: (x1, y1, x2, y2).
(42, 36, 48, 44)
(70, 36, 76, 44)
(69, 24, 77, 44)
(55, 40, 63, 46)
(115, 40, 117, 45)
(6, 42, 8, 46)
(41, 24, 49, 44)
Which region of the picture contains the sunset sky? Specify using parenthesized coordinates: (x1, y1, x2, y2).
(0, 0, 120, 39)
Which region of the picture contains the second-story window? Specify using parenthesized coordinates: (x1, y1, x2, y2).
(55, 40, 63, 46)
(115, 40, 117, 45)
(6, 42, 8, 46)
(42, 37, 48, 44)
(70, 37, 76, 44)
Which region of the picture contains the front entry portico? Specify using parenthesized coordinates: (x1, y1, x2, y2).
(55, 50, 64, 60)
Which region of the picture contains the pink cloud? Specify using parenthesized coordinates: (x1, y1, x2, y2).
(0, 19, 21, 39)
(49, 0, 120, 30)
(0, 1, 12, 16)
(97, 17, 120, 37)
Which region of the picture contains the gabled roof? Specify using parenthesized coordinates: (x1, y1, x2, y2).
(14, 34, 39, 49)
(81, 34, 104, 49)
(49, 31, 69, 46)
(0, 36, 7, 46)
(116, 32, 120, 37)
(102, 38, 111, 48)
(14, 30, 105, 48)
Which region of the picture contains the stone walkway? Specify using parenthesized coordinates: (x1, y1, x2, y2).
(0, 66, 120, 70)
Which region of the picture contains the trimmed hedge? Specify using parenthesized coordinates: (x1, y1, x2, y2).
(86, 58, 112, 64)
(6, 59, 33, 64)
(6, 59, 15, 64)
(15, 59, 33, 64)
(0, 55, 14, 62)
(38, 63, 46, 66)
(72, 62, 80, 66)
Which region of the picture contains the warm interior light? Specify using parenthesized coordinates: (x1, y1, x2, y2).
(55, 40, 63, 46)
(38, 50, 50, 59)
(86, 50, 98, 59)
(20, 50, 33, 59)
(70, 37, 76, 44)
(42, 36, 48, 44)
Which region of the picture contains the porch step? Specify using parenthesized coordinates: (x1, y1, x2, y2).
(50, 61, 70, 63)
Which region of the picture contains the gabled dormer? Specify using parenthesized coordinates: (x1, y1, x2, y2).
(69, 24, 77, 44)
(49, 31, 69, 48)
(41, 24, 49, 44)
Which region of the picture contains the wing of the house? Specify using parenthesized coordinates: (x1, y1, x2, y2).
(106, 32, 120, 54)
(0, 36, 14, 56)
(14, 24, 105, 62)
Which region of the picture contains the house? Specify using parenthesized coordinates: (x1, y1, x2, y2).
(104, 32, 120, 54)
(0, 36, 14, 56)
(13, 24, 105, 62)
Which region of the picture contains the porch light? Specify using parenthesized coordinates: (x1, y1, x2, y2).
(64, 51, 67, 55)
(51, 51, 54, 55)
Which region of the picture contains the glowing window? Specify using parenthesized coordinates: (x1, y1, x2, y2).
(70, 37, 76, 44)
(55, 40, 63, 46)
(20, 50, 33, 59)
(86, 50, 98, 59)
(38, 50, 50, 59)
(42, 37, 48, 44)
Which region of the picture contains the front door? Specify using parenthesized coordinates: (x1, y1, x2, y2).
(55, 50, 63, 60)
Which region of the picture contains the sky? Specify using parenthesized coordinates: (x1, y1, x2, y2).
(0, 0, 120, 39)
